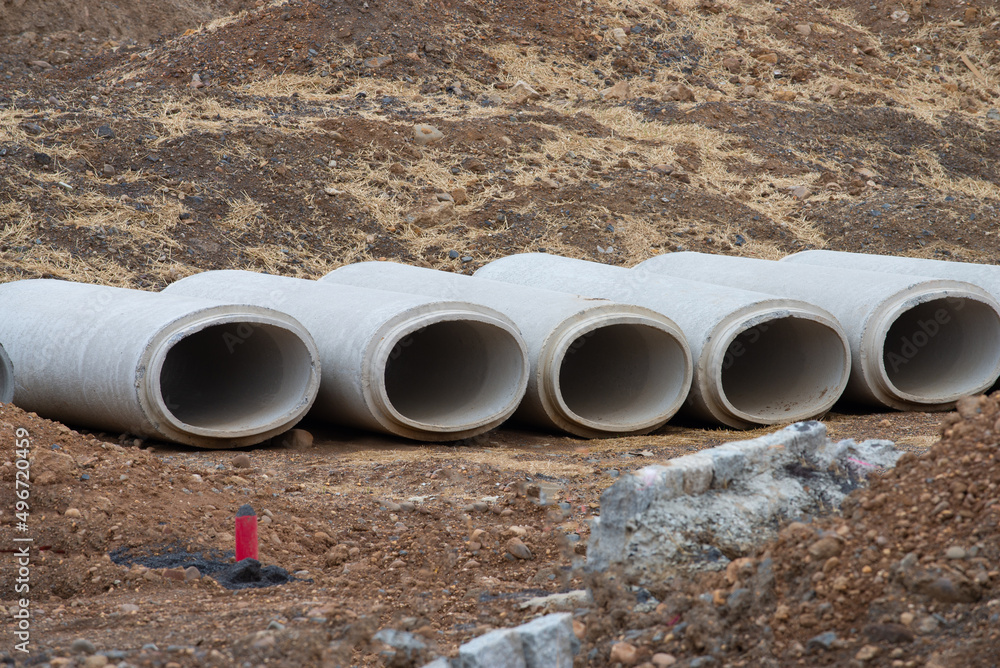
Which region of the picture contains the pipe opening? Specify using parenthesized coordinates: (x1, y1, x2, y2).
(383, 320, 524, 428)
(0, 343, 12, 404)
(158, 322, 315, 431)
(882, 298, 1000, 400)
(721, 317, 847, 421)
(558, 324, 688, 429)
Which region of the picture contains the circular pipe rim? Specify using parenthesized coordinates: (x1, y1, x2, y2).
(142, 309, 321, 444)
(539, 309, 693, 437)
(703, 305, 851, 428)
(366, 308, 530, 439)
(864, 285, 1000, 409)
(0, 343, 13, 404)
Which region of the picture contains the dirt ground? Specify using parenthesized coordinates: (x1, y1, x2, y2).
(1, 0, 999, 665)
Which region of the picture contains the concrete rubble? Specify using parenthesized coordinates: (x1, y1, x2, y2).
(420, 612, 578, 668)
(587, 421, 901, 581)
(421, 422, 899, 668)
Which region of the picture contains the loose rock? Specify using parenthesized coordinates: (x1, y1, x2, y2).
(413, 124, 444, 146)
(506, 537, 532, 560)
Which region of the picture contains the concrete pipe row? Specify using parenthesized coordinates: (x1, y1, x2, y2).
(2, 250, 998, 447)
(636, 252, 1000, 411)
(163, 271, 530, 442)
(475, 254, 852, 428)
(0, 280, 322, 449)
(320, 262, 693, 438)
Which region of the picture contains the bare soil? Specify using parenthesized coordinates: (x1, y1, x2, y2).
(1, 0, 999, 665)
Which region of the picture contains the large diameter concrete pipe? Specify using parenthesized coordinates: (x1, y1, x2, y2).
(320, 262, 693, 438)
(782, 249, 1000, 296)
(0, 279, 321, 448)
(164, 270, 528, 441)
(637, 252, 1000, 411)
(0, 343, 13, 404)
(476, 254, 851, 429)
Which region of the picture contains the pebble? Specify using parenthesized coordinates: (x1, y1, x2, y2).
(141, 644, 159, 651)
(988, 109, 1000, 121)
(609, 641, 638, 665)
(96, 125, 115, 139)
(652, 654, 677, 667)
(806, 631, 837, 651)
(363, 55, 393, 69)
(601, 80, 631, 100)
(71, 638, 97, 654)
(505, 537, 532, 560)
(21, 122, 43, 135)
(509, 80, 541, 103)
(413, 124, 444, 146)
(610, 27, 629, 45)
(231, 454, 252, 468)
(84, 656, 108, 668)
(184, 566, 202, 581)
(856, 645, 880, 661)
(920, 575, 979, 603)
(663, 83, 695, 102)
(33, 151, 52, 166)
(945, 546, 967, 559)
(807, 536, 842, 559)
(119, 604, 139, 614)
(915, 615, 939, 634)
(795, 23, 812, 36)
(279, 428, 313, 450)
(267, 620, 285, 631)
(65, 508, 82, 518)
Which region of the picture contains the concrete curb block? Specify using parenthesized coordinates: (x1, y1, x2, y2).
(421, 612, 579, 668)
(586, 421, 900, 581)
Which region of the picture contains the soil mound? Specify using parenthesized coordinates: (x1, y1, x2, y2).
(577, 393, 1000, 665)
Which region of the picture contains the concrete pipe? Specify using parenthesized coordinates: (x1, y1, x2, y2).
(321, 262, 692, 437)
(638, 252, 1000, 411)
(476, 254, 851, 429)
(164, 270, 528, 441)
(0, 279, 321, 448)
(0, 343, 13, 403)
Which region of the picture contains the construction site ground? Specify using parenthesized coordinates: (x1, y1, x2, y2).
(1, 0, 1000, 665)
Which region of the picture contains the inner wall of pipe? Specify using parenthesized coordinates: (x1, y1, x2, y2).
(158, 322, 316, 431)
(882, 298, 1000, 399)
(383, 320, 523, 427)
(558, 324, 687, 427)
(721, 317, 847, 421)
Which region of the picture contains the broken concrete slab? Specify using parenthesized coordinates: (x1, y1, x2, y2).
(586, 421, 900, 582)
(518, 613, 578, 668)
(423, 613, 579, 668)
(458, 628, 526, 668)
